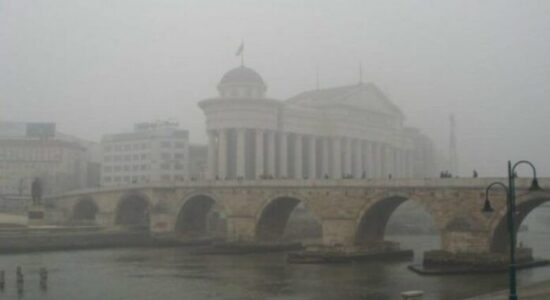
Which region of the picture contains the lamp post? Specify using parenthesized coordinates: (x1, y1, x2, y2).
(482, 160, 541, 300)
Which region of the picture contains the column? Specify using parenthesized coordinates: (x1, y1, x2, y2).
(206, 131, 217, 179)
(332, 137, 341, 178)
(217, 129, 227, 179)
(343, 137, 352, 177)
(363, 141, 371, 178)
(236, 128, 246, 178)
(308, 136, 316, 179)
(384, 145, 394, 178)
(354, 140, 363, 178)
(407, 150, 414, 178)
(294, 135, 303, 179)
(321, 138, 329, 178)
(267, 131, 276, 176)
(255, 129, 264, 178)
(279, 132, 288, 178)
(373, 142, 381, 178)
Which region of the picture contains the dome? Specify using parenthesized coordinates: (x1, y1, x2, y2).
(217, 65, 267, 98)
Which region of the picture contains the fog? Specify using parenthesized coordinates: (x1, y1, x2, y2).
(1, 0, 549, 176)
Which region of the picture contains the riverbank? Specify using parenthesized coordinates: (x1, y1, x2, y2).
(465, 279, 550, 299)
(0, 227, 208, 254)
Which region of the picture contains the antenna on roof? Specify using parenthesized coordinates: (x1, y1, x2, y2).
(449, 114, 458, 176)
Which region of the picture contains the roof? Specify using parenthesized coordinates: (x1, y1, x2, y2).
(219, 66, 265, 86)
(286, 83, 403, 116)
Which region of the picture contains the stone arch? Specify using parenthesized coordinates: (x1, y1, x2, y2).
(174, 193, 225, 238)
(489, 193, 550, 253)
(72, 196, 98, 222)
(255, 194, 320, 242)
(354, 194, 440, 246)
(115, 192, 151, 228)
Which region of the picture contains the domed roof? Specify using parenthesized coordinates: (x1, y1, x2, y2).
(219, 66, 265, 86)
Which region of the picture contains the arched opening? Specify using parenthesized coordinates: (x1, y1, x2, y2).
(73, 197, 98, 222)
(174, 195, 226, 239)
(115, 194, 150, 229)
(355, 196, 439, 259)
(491, 197, 550, 256)
(256, 197, 322, 243)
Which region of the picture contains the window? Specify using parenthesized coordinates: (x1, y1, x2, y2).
(174, 153, 184, 159)
(161, 141, 171, 148)
(160, 163, 170, 170)
(103, 166, 112, 172)
(161, 153, 171, 160)
(124, 154, 131, 161)
(104, 176, 112, 182)
(140, 164, 147, 170)
(141, 154, 147, 159)
(174, 163, 183, 170)
(114, 166, 122, 172)
(104, 145, 112, 152)
(114, 176, 121, 182)
(124, 176, 130, 182)
(175, 142, 185, 148)
(161, 175, 171, 181)
(104, 155, 112, 162)
(133, 154, 139, 160)
(133, 165, 139, 171)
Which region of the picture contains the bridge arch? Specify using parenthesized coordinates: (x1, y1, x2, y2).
(72, 196, 98, 222)
(255, 194, 321, 242)
(115, 192, 151, 229)
(174, 193, 225, 238)
(354, 194, 440, 247)
(490, 192, 550, 253)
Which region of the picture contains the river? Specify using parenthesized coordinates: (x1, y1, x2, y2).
(1, 209, 550, 300)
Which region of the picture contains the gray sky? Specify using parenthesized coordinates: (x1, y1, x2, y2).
(1, 0, 549, 176)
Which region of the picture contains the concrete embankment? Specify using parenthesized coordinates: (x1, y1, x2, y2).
(465, 279, 550, 299)
(0, 227, 207, 254)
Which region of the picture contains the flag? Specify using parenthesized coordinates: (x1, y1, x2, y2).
(235, 42, 244, 56)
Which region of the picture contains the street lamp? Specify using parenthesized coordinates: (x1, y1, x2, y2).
(482, 160, 541, 300)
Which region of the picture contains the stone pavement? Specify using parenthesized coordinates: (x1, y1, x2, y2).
(465, 279, 550, 299)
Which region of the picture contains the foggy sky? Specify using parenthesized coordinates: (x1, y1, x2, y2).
(1, 0, 549, 176)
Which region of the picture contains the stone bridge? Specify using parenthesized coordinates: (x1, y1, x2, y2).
(45, 178, 550, 255)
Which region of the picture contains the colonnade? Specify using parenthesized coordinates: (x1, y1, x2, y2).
(206, 129, 414, 180)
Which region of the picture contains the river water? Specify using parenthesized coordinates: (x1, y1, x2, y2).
(1, 209, 550, 300)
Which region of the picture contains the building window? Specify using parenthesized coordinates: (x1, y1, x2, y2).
(161, 141, 171, 148)
(104, 145, 112, 152)
(174, 153, 184, 159)
(161, 153, 171, 160)
(160, 163, 170, 170)
(174, 163, 183, 170)
(104, 166, 112, 172)
(124, 165, 130, 171)
(104, 176, 112, 182)
(175, 142, 185, 148)
(141, 154, 147, 160)
(133, 154, 139, 160)
(161, 175, 171, 181)
(104, 155, 112, 162)
(140, 164, 147, 170)
(114, 176, 121, 182)
(124, 176, 130, 182)
(114, 166, 122, 172)
(124, 154, 131, 161)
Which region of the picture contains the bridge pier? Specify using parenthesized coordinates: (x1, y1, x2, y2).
(226, 216, 257, 242)
(95, 212, 115, 227)
(321, 219, 356, 246)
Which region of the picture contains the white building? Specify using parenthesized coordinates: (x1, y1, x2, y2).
(100, 122, 190, 186)
(199, 65, 436, 180)
(0, 122, 97, 196)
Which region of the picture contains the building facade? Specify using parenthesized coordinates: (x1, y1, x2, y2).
(0, 122, 96, 196)
(199, 65, 436, 180)
(100, 122, 190, 186)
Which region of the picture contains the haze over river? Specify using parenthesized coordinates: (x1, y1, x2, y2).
(2, 208, 550, 300)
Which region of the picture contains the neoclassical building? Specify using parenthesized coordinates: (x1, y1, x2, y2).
(199, 65, 435, 180)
